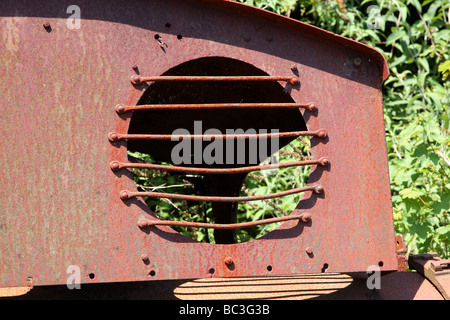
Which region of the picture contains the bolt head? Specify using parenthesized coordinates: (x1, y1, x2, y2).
(141, 254, 149, 261)
(305, 247, 313, 254)
(43, 22, 50, 28)
(224, 257, 233, 265)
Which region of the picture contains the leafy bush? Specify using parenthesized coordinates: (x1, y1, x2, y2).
(236, 0, 449, 257)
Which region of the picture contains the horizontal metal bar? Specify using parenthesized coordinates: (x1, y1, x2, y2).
(108, 129, 327, 142)
(120, 185, 323, 202)
(137, 212, 311, 230)
(110, 158, 329, 174)
(131, 75, 299, 85)
(115, 102, 316, 113)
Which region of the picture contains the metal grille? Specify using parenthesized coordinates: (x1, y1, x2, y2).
(109, 71, 328, 240)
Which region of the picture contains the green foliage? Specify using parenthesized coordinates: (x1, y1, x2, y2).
(235, 138, 311, 242)
(237, 0, 449, 257)
(235, 0, 298, 15)
(128, 138, 311, 243)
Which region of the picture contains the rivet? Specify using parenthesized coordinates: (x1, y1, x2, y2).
(141, 254, 149, 261)
(353, 57, 361, 68)
(115, 104, 126, 113)
(110, 161, 120, 171)
(119, 190, 130, 200)
(314, 185, 324, 194)
(319, 157, 330, 166)
(43, 22, 50, 28)
(224, 257, 233, 265)
(301, 213, 311, 223)
(306, 102, 316, 112)
(108, 132, 119, 141)
(131, 75, 142, 84)
(305, 247, 313, 254)
(289, 77, 299, 86)
(317, 129, 327, 139)
(138, 218, 149, 228)
(243, 35, 251, 42)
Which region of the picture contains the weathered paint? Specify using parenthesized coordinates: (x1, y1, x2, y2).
(0, 0, 397, 287)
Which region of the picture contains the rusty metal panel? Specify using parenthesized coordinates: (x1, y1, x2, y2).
(0, 0, 397, 287)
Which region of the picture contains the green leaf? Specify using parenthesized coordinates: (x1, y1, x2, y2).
(399, 188, 425, 199)
(386, 30, 408, 44)
(436, 225, 450, 237)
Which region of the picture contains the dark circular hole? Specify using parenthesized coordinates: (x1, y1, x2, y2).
(154, 34, 160, 40)
(378, 261, 384, 267)
(88, 273, 95, 280)
(149, 270, 156, 277)
(165, 23, 171, 28)
(321, 263, 329, 273)
(267, 265, 272, 272)
(208, 268, 215, 274)
(128, 57, 308, 245)
(177, 34, 183, 40)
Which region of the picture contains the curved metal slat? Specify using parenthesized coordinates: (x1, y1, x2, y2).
(131, 75, 299, 85)
(108, 129, 327, 142)
(110, 158, 329, 174)
(137, 212, 312, 230)
(115, 102, 317, 113)
(119, 185, 323, 202)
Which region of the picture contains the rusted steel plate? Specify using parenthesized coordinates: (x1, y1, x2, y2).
(0, 0, 397, 287)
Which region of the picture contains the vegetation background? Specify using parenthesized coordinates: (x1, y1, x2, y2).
(131, 0, 449, 258)
(234, 0, 449, 258)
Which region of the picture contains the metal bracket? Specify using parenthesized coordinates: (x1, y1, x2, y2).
(408, 252, 450, 300)
(396, 234, 408, 271)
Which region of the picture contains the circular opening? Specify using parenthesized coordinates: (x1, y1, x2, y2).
(208, 268, 215, 274)
(177, 34, 183, 40)
(88, 273, 95, 280)
(321, 263, 329, 273)
(149, 270, 156, 277)
(378, 261, 384, 267)
(267, 265, 273, 272)
(165, 23, 171, 28)
(127, 57, 309, 245)
(154, 34, 160, 40)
